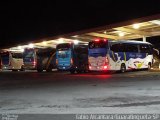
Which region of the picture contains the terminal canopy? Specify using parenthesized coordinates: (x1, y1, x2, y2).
(2, 14, 160, 52)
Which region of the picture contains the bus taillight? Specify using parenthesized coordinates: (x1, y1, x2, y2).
(56, 59, 58, 65)
(71, 58, 73, 65)
(103, 65, 107, 70)
(33, 61, 36, 66)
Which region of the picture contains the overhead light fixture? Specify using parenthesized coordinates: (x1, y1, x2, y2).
(150, 20, 160, 25)
(42, 41, 47, 45)
(73, 40, 79, 44)
(28, 43, 34, 48)
(119, 32, 124, 37)
(133, 23, 140, 29)
(58, 38, 64, 43)
(20, 49, 24, 52)
(104, 31, 107, 34)
(72, 35, 78, 37)
(18, 46, 22, 49)
(17, 46, 24, 52)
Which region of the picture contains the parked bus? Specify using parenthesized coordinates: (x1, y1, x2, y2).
(0, 51, 23, 71)
(88, 39, 153, 72)
(56, 43, 88, 73)
(22, 47, 56, 72)
(0, 56, 1, 70)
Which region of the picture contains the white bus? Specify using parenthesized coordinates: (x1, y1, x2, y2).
(0, 51, 24, 71)
(88, 39, 153, 72)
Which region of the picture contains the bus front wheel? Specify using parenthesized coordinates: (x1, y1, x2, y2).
(20, 66, 25, 71)
(70, 69, 75, 74)
(46, 68, 52, 72)
(148, 63, 151, 70)
(20, 69, 25, 71)
(76, 70, 82, 74)
(120, 64, 126, 73)
(37, 69, 43, 72)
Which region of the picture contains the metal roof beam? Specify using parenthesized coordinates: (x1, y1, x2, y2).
(150, 20, 160, 25)
(70, 35, 93, 42)
(86, 32, 118, 40)
(114, 27, 150, 36)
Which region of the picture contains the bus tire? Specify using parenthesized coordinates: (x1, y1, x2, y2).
(46, 68, 52, 72)
(37, 69, 43, 72)
(76, 70, 82, 74)
(70, 69, 75, 74)
(84, 69, 88, 73)
(57, 69, 62, 72)
(12, 69, 18, 72)
(148, 62, 151, 70)
(20, 69, 25, 71)
(120, 64, 126, 73)
(20, 67, 25, 71)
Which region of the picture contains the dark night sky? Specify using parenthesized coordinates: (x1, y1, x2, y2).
(0, 0, 160, 48)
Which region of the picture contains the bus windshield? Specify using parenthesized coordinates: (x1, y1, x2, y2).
(56, 43, 71, 51)
(23, 49, 35, 58)
(1, 52, 9, 58)
(11, 53, 23, 59)
(89, 41, 107, 49)
(1, 52, 9, 65)
(57, 51, 70, 58)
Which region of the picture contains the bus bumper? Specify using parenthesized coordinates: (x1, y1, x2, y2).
(2, 65, 10, 70)
(89, 65, 109, 71)
(57, 65, 71, 70)
(22, 64, 36, 70)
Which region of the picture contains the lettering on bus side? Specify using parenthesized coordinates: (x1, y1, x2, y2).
(129, 54, 136, 58)
(136, 54, 143, 58)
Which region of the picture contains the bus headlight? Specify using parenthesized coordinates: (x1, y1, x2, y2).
(56, 59, 58, 65)
(33, 61, 36, 66)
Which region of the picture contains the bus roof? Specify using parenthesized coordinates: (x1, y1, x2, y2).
(56, 42, 88, 47)
(109, 40, 152, 45)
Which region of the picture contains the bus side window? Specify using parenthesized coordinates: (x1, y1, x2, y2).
(124, 44, 138, 52)
(110, 44, 125, 52)
(139, 44, 150, 53)
(110, 44, 118, 52)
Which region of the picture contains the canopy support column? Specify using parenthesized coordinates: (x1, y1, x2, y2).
(143, 36, 146, 42)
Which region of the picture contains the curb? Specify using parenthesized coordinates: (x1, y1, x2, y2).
(149, 68, 160, 72)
